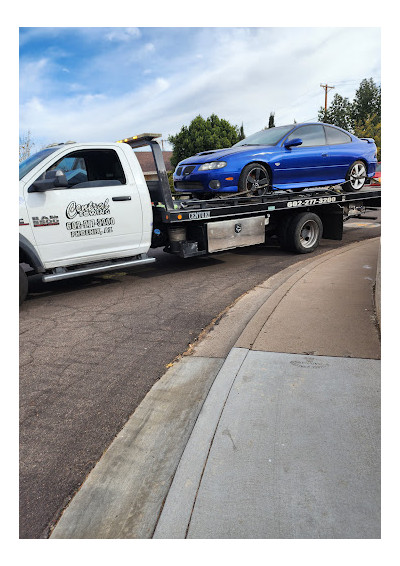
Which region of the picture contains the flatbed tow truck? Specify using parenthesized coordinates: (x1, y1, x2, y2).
(19, 133, 381, 304)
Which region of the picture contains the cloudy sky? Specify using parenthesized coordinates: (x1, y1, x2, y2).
(19, 26, 381, 150)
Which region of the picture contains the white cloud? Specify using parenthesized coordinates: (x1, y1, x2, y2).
(19, 27, 381, 149)
(105, 28, 141, 42)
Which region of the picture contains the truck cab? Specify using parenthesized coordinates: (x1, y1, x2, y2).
(19, 141, 153, 270)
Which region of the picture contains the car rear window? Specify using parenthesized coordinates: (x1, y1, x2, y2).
(325, 126, 352, 145)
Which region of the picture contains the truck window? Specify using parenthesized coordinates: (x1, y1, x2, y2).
(19, 147, 59, 180)
(43, 149, 127, 188)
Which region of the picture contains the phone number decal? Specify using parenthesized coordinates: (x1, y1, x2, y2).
(287, 196, 337, 208)
(66, 217, 115, 237)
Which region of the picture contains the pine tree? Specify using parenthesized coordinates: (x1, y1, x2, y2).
(351, 78, 381, 127)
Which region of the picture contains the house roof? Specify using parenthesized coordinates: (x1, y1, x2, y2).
(135, 151, 173, 173)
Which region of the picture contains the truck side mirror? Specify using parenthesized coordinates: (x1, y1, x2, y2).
(284, 137, 303, 149)
(29, 169, 69, 192)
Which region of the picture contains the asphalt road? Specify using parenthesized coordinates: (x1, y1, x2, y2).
(19, 213, 380, 538)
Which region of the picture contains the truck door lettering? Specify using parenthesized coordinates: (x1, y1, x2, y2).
(66, 199, 110, 219)
(32, 216, 60, 227)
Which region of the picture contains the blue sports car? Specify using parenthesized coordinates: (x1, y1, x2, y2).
(173, 122, 378, 196)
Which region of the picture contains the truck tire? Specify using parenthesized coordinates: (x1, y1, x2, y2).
(19, 265, 28, 305)
(284, 211, 322, 253)
(343, 160, 367, 192)
(278, 214, 293, 251)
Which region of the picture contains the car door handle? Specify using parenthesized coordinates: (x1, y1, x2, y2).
(112, 196, 132, 201)
(321, 153, 328, 158)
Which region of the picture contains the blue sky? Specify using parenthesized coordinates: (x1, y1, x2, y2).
(19, 26, 381, 150)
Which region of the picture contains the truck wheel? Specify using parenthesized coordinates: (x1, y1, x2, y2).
(238, 163, 270, 195)
(343, 160, 367, 192)
(285, 212, 322, 253)
(19, 265, 28, 305)
(278, 215, 293, 251)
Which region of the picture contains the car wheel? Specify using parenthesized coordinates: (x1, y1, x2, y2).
(344, 160, 367, 192)
(238, 163, 270, 196)
(19, 264, 28, 305)
(283, 212, 322, 253)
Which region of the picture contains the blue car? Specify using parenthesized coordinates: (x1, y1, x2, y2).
(173, 122, 377, 196)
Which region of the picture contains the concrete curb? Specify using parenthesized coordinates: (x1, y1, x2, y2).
(154, 348, 249, 538)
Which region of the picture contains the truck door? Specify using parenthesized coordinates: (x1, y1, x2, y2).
(25, 146, 145, 268)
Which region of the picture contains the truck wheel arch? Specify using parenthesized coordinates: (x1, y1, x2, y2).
(19, 234, 45, 273)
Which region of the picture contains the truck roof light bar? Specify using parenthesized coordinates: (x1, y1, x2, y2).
(45, 141, 76, 148)
(117, 133, 162, 147)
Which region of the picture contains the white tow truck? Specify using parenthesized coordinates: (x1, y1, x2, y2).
(19, 133, 381, 304)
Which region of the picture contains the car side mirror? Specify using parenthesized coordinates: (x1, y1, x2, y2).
(29, 169, 69, 192)
(284, 137, 303, 149)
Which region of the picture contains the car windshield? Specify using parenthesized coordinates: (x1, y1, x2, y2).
(19, 147, 58, 180)
(233, 125, 296, 147)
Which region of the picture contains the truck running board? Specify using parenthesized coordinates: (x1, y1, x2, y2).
(42, 256, 155, 283)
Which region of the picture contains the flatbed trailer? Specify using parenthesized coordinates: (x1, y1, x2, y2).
(127, 134, 381, 258)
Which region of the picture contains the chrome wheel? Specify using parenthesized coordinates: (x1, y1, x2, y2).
(348, 162, 366, 190)
(299, 219, 319, 249)
(281, 211, 322, 253)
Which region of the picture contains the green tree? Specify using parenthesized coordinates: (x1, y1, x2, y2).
(318, 77, 381, 159)
(268, 112, 275, 128)
(318, 77, 381, 129)
(353, 113, 381, 161)
(168, 114, 244, 168)
(318, 93, 354, 131)
(351, 78, 381, 127)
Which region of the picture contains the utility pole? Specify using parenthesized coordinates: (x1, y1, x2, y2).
(320, 83, 335, 111)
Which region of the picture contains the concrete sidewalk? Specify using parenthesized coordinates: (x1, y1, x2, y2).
(51, 237, 381, 539)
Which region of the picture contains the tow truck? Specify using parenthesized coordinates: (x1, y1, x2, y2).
(19, 133, 381, 304)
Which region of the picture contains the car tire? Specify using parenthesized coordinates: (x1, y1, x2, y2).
(238, 163, 270, 195)
(283, 212, 323, 253)
(19, 264, 28, 306)
(343, 160, 367, 192)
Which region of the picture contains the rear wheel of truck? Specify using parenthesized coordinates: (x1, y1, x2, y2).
(284, 211, 323, 253)
(19, 265, 28, 306)
(278, 215, 293, 251)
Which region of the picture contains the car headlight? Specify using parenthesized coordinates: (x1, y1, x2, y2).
(198, 161, 227, 171)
